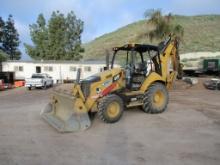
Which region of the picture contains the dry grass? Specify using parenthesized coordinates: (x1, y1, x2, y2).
(82, 15, 220, 60)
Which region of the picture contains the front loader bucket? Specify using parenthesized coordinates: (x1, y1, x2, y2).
(41, 91, 91, 133)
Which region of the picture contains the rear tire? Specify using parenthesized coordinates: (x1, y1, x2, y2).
(143, 82, 168, 114)
(28, 87, 32, 90)
(98, 94, 124, 123)
(42, 83, 47, 90)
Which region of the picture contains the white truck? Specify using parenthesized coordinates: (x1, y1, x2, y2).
(25, 73, 53, 90)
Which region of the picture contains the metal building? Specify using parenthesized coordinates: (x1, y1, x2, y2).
(2, 60, 106, 83)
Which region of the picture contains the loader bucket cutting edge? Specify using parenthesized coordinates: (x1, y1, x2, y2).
(40, 91, 91, 133)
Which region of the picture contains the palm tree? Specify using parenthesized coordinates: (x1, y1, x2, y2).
(145, 9, 184, 79)
(144, 9, 184, 42)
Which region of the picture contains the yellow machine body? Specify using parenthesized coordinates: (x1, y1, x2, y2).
(41, 37, 181, 132)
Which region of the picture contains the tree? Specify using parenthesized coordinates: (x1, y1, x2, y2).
(144, 9, 184, 42)
(25, 11, 84, 60)
(0, 50, 7, 62)
(48, 11, 66, 60)
(0, 50, 7, 72)
(64, 11, 84, 60)
(24, 14, 49, 60)
(2, 15, 21, 60)
(0, 17, 5, 50)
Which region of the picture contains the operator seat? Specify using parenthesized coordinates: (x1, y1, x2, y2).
(126, 61, 148, 90)
(134, 61, 148, 75)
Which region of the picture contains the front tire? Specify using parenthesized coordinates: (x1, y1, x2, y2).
(143, 82, 168, 114)
(98, 94, 124, 123)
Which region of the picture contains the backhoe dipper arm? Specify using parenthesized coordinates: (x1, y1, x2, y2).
(159, 38, 180, 89)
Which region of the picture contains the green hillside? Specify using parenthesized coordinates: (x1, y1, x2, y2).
(82, 15, 220, 60)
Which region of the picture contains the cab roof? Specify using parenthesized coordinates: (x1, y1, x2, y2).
(113, 44, 159, 52)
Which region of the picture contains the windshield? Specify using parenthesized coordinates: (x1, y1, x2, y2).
(113, 50, 130, 67)
(31, 74, 44, 78)
(112, 50, 145, 68)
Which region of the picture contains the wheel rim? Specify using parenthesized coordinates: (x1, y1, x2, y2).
(107, 101, 120, 118)
(153, 90, 165, 108)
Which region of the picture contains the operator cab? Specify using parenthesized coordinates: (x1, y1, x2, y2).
(111, 44, 162, 90)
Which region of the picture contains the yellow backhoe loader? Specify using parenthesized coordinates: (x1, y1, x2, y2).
(41, 36, 182, 132)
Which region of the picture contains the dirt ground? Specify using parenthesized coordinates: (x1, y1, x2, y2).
(0, 78, 220, 165)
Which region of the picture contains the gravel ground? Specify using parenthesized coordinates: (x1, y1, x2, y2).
(0, 80, 220, 165)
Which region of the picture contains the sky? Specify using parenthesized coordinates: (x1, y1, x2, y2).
(0, 0, 220, 60)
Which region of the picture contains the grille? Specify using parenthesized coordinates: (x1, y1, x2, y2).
(80, 82, 91, 98)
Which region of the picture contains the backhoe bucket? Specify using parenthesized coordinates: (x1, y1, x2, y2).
(41, 90, 91, 133)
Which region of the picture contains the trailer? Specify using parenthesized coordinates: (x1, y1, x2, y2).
(0, 72, 15, 89)
(183, 58, 220, 76)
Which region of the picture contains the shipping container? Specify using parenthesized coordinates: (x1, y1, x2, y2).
(203, 59, 220, 73)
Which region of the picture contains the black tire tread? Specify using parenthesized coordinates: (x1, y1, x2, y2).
(143, 82, 168, 114)
(98, 94, 124, 123)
